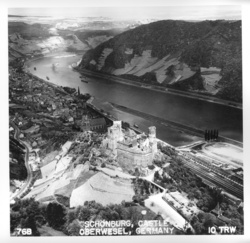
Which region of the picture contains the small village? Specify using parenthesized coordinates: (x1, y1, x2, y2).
(9, 64, 243, 236)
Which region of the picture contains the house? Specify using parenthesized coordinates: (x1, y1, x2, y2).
(211, 203, 221, 217)
(68, 116, 74, 123)
(211, 203, 231, 225)
(89, 117, 107, 132)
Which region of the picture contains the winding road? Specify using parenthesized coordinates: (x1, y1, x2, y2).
(10, 121, 33, 201)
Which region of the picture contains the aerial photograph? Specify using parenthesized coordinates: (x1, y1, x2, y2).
(8, 4, 244, 237)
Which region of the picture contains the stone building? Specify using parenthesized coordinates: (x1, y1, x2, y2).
(107, 121, 157, 171)
(89, 117, 107, 132)
(107, 120, 123, 151)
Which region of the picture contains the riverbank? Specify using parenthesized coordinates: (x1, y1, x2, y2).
(76, 68, 242, 110)
(18, 62, 191, 150)
(21, 52, 243, 145)
(23, 51, 85, 73)
(25, 71, 69, 95)
(20, 63, 184, 150)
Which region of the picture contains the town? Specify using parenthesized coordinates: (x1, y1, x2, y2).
(8, 5, 244, 235)
(9, 56, 244, 236)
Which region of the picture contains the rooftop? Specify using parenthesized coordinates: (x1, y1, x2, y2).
(89, 117, 106, 126)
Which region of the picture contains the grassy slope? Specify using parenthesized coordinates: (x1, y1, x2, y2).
(80, 20, 242, 102)
(8, 22, 51, 39)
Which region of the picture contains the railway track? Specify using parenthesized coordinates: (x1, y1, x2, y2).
(181, 159, 243, 200)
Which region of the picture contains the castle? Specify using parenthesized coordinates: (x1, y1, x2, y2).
(106, 121, 157, 171)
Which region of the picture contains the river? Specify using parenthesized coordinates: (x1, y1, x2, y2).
(25, 52, 243, 147)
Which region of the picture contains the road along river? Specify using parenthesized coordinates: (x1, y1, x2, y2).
(25, 52, 243, 147)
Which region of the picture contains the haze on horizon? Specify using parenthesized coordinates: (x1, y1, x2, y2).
(9, 5, 241, 21)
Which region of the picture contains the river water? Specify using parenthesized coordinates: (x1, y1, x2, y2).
(25, 52, 243, 146)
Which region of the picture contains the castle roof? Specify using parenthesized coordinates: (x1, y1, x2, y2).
(211, 202, 222, 216)
(124, 128, 136, 138)
(89, 118, 106, 127)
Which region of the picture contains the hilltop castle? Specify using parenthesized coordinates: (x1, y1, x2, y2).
(106, 121, 157, 170)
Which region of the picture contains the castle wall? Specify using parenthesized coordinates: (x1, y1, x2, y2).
(107, 121, 157, 171)
(117, 146, 153, 171)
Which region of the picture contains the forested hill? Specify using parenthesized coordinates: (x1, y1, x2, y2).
(79, 20, 242, 102)
(8, 22, 52, 39)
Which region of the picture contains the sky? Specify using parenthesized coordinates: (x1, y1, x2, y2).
(8, 5, 241, 20)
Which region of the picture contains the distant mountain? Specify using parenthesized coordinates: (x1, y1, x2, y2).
(8, 15, 26, 17)
(8, 15, 52, 18)
(58, 28, 128, 49)
(8, 22, 51, 39)
(79, 20, 242, 102)
(8, 20, 130, 57)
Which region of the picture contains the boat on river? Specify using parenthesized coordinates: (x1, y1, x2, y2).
(81, 76, 88, 83)
(46, 76, 50, 80)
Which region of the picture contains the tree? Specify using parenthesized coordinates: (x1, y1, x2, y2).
(230, 218, 243, 234)
(190, 215, 199, 225)
(166, 65, 175, 77)
(10, 198, 46, 235)
(203, 213, 217, 229)
(10, 211, 21, 232)
(193, 221, 204, 234)
(65, 210, 76, 225)
(193, 190, 201, 199)
(127, 207, 144, 235)
(204, 130, 208, 141)
(207, 130, 211, 141)
(66, 220, 81, 236)
(154, 171, 160, 180)
(212, 130, 214, 140)
(220, 202, 228, 211)
(188, 192, 195, 200)
(77, 207, 91, 221)
(197, 212, 205, 222)
(22, 215, 40, 236)
(46, 202, 66, 230)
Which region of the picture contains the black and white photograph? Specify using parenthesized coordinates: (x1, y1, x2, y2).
(2, 0, 250, 241)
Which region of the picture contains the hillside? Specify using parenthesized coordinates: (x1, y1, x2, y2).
(57, 28, 127, 49)
(8, 21, 128, 60)
(79, 20, 242, 102)
(8, 22, 52, 39)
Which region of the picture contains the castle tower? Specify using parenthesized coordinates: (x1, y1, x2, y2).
(107, 121, 123, 155)
(113, 121, 122, 133)
(28, 79, 33, 92)
(148, 126, 157, 155)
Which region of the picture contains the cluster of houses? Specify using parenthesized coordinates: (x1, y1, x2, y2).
(10, 67, 109, 152)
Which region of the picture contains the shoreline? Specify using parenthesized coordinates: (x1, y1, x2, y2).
(109, 102, 243, 148)
(76, 68, 242, 110)
(23, 51, 242, 109)
(16, 68, 184, 149)
(20, 54, 243, 148)
(24, 51, 84, 69)
(24, 70, 242, 148)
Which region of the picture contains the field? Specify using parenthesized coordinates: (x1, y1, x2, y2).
(70, 172, 134, 207)
(201, 67, 222, 94)
(108, 50, 195, 84)
(145, 193, 192, 230)
(42, 150, 60, 166)
(202, 142, 243, 168)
